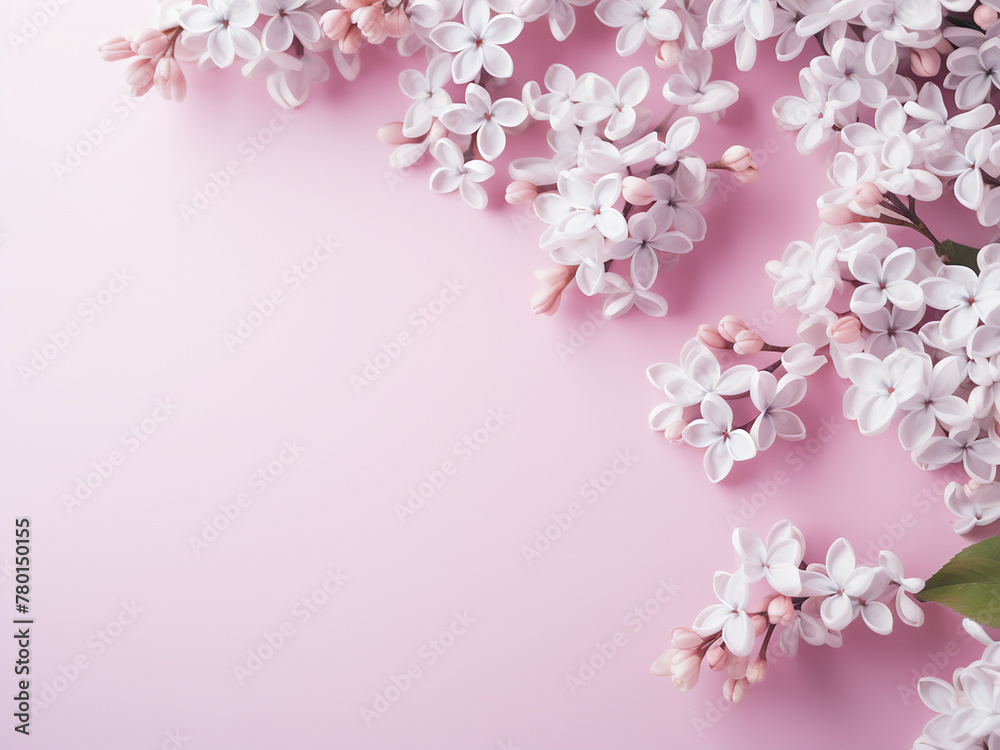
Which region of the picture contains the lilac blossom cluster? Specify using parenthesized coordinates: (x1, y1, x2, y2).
(653, 519, 924, 702)
(914, 618, 1000, 750)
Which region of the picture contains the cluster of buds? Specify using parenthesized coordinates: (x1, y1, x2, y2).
(320, 0, 409, 55)
(98, 27, 186, 101)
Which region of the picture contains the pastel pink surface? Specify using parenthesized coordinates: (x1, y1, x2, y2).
(0, 2, 983, 749)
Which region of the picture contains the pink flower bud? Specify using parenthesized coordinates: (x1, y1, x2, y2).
(723, 677, 750, 703)
(622, 175, 655, 205)
(664, 419, 688, 444)
(935, 37, 953, 55)
(718, 315, 748, 343)
(910, 48, 941, 78)
(721, 145, 753, 172)
(706, 643, 728, 671)
(321, 9, 352, 40)
(819, 204, 865, 226)
(506, 180, 539, 205)
(339, 26, 363, 54)
(125, 57, 156, 92)
(966, 479, 983, 495)
(531, 285, 562, 316)
(727, 654, 749, 679)
(733, 329, 764, 355)
(377, 122, 420, 145)
(383, 6, 410, 37)
(733, 165, 760, 184)
(746, 657, 769, 684)
(697, 323, 731, 349)
(767, 595, 795, 627)
(671, 627, 703, 650)
(650, 648, 677, 676)
(98, 35, 137, 61)
(154, 56, 186, 102)
(342, 0, 379, 9)
(655, 39, 682, 69)
(670, 650, 703, 691)
(356, 5, 387, 43)
(826, 315, 862, 344)
(751, 614, 768, 637)
(976, 4, 999, 29)
(130, 28, 170, 58)
(852, 181, 884, 211)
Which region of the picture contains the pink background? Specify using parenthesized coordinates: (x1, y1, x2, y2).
(0, 2, 989, 748)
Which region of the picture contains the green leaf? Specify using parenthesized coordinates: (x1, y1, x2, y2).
(917, 536, 1000, 627)
(936, 239, 980, 273)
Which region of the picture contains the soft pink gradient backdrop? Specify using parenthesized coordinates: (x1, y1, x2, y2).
(0, 2, 987, 748)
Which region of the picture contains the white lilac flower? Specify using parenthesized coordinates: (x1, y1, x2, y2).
(847, 247, 923, 315)
(440, 83, 527, 161)
(765, 234, 843, 314)
(773, 69, 839, 154)
(526, 64, 588, 131)
(606, 210, 693, 291)
(945, 482, 1000, 535)
(682, 393, 757, 482)
(897, 356, 971, 451)
(842, 349, 924, 436)
(179, 0, 261, 68)
(916, 425, 1000, 483)
(748, 371, 807, 451)
(691, 572, 755, 657)
(647, 340, 755, 407)
(575, 68, 650, 141)
(601, 272, 668, 318)
(859, 305, 924, 359)
(878, 550, 925, 628)
(662, 50, 739, 115)
(534, 171, 628, 241)
(927, 130, 993, 211)
(646, 172, 709, 241)
(810, 38, 887, 109)
(430, 0, 524, 84)
(800, 538, 875, 632)
(594, 0, 681, 56)
(921, 265, 1000, 347)
(258, 0, 322, 52)
(946, 37, 1000, 111)
(399, 55, 453, 138)
(429, 138, 495, 209)
(732, 521, 804, 595)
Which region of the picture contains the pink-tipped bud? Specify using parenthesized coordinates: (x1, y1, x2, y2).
(130, 28, 170, 58)
(697, 323, 731, 349)
(622, 175, 655, 205)
(746, 657, 769, 684)
(733, 166, 760, 184)
(827, 315, 862, 344)
(650, 648, 677, 676)
(966, 479, 984, 495)
(531, 266, 575, 316)
(733, 329, 764, 355)
(723, 677, 750, 703)
(339, 25, 364, 54)
(321, 9, 352, 40)
(935, 37, 953, 55)
(976, 4, 999, 29)
(670, 650, 703, 691)
(655, 39, 682, 69)
(726, 654, 749, 679)
(910, 47, 941, 78)
(718, 315, 748, 343)
(751, 614, 769, 637)
(671, 627, 703, 650)
(154, 56, 186, 102)
(819, 204, 866, 226)
(98, 35, 137, 61)
(721, 145, 754, 172)
(378, 122, 420, 145)
(852, 181, 884, 211)
(767, 595, 795, 627)
(706, 643, 728, 671)
(356, 4, 387, 44)
(125, 57, 157, 92)
(506, 180, 539, 205)
(384, 6, 411, 37)
(664, 419, 688, 444)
